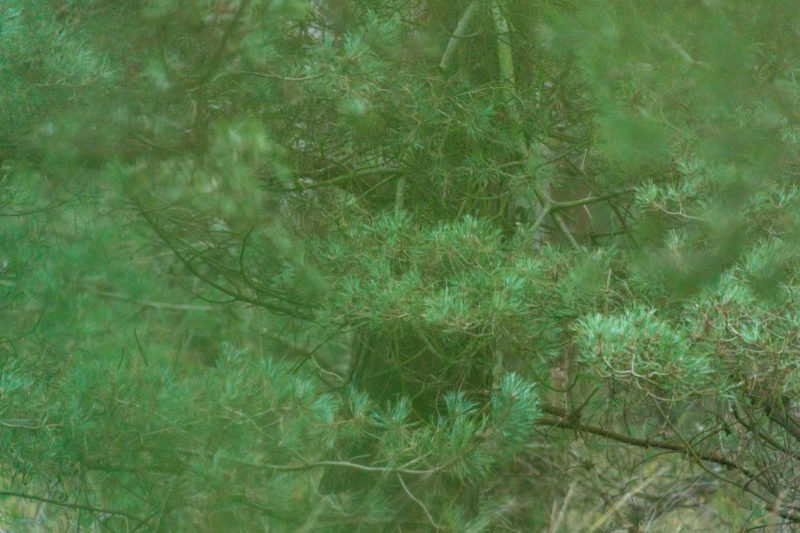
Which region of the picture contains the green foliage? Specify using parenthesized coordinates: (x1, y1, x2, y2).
(576, 306, 712, 395)
(3, 0, 800, 531)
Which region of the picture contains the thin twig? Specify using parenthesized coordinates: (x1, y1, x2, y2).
(398, 474, 441, 530)
(263, 460, 434, 476)
(269, 168, 401, 193)
(550, 479, 576, 533)
(550, 189, 636, 211)
(586, 466, 668, 533)
(550, 210, 582, 250)
(231, 70, 323, 82)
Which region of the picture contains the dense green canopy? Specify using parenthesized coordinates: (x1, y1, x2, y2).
(3, 1, 800, 531)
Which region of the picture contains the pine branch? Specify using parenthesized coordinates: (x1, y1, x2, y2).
(538, 406, 800, 522)
(439, 1, 479, 72)
(538, 404, 739, 470)
(128, 193, 314, 320)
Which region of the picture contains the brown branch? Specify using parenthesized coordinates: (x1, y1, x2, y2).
(731, 402, 792, 455)
(128, 194, 313, 320)
(763, 399, 800, 444)
(0, 490, 146, 524)
(539, 404, 800, 522)
(538, 404, 740, 470)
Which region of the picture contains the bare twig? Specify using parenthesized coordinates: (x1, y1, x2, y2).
(549, 479, 577, 533)
(586, 466, 668, 533)
(549, 189, 636, 211)
(268, 167, 401, 193)
(231, 70, 323, 82)
(398, 474, 441, 530)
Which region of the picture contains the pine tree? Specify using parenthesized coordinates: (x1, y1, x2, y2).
(3, 1, 800, 531)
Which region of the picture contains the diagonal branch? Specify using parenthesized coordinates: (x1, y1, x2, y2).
(539, 404, 741, 470)
(439, 1, 479, 72)
(539, 403, 800, 522)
